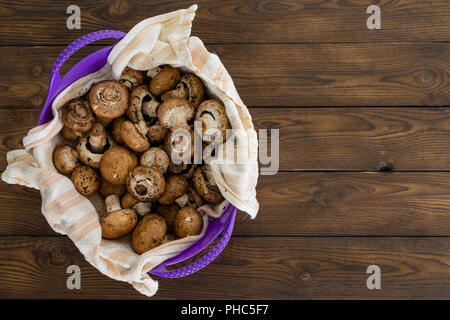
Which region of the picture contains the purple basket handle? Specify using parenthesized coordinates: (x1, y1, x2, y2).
(149, 205, 237, 278)
(38, 30, 125, 125)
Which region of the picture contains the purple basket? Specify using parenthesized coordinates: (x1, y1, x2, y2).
(38, 30, 237, 278)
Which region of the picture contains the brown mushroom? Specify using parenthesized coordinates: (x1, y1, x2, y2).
(120, 120, 150, 152)
(119, 67, 145, 90)
(147, 122, 168, 144)
(133, 202, 152, 217)
(168, 161, 197, 179)
(195, 99, 231, 144)
(121, 192, 140, 209)
(158, 174, 189, 205)
(156, 203, 180, 233)
(126, 166, 166, 202)
(164, 125, 195, 161)
(193, 167, 223, 204)
(100, 195, 138, 239)
(100, 146, 138, 185)
(162, 73, 205, 108)
(111, 117, 126, 144)
(53, 145, 79, 175)
(60, 125, 82, 141)
(71, 165, 100, 196)
(127, 85, 160, 135)
(140, 147, 169, 174)
(99, 178, 126, 198)
(132, 214, 167, 254)
(175, 186, 204, 209)
(62, 98, 95, 133)
(157, 98, 194, 129)
(149, 66, 180, 96)
(201, 164, 219, 192)
(77, 123, 114, 169)
(89, 80, 129, 119)
(174, 206, 203, 238)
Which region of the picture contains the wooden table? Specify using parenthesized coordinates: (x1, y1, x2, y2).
(0, 0, 449, 300)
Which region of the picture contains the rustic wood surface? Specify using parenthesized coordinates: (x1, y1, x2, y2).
(0, 0, 449, 300)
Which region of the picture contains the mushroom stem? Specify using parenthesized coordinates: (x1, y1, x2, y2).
(105, 195, 122, 214)
(89, 123, 107, 153)
(133, 202, 152, 217)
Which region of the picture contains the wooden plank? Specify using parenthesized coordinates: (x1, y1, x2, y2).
(0, 43, 448, 108)
(253, 107, 450, 171)
(3, 107, 450, 172)
(2, 172, 450, 236)
(0, 0, 448, 45)
(0, 236, 448, 299)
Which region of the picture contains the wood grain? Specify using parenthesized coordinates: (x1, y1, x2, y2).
(0, 43, 448, 108)
(2, 172, 450, 236)
(0, 0, 448, 45)
(253, 107, 450, 171)
(3, 107, 450, 172)
(0, 236, 448, 299)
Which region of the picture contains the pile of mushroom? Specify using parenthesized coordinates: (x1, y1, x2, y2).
(53, 66, 230, 254)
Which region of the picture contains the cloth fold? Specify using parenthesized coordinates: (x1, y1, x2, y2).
(1, 5, 258, 296)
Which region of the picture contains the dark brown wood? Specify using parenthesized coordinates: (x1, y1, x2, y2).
(253, 107, 450, 170)
(0, 0, 449, 301)
(0, 236, 449, 299)
(0, 0, 448, 45)
(1, 43, 448, 108)
(2, 172, 450, 236)
(4, 107, 450, 172)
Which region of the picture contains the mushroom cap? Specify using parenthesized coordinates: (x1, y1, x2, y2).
(168, 161, 197, 178)
(60, 125, 82, 141)
(100, 146, 138, 185)
(195, 99, 231, 144)
(99, 179, 126, 198)
(53, 145, 79, 175)
(164, 124, 195, 160)
(121, 192, 140, 209)
(132, 214, 167, 254)
(193, 167, 223, 204)
(76, 136, 103, 169)
(181, 73, 206, 108)
(156, 203, 180, 233)
(100, 208, 137, 239)
(140, 147, 169, 174)
(158, 174, 189, 205)
(174, 206, 203, 238)
(127, 85, 159, 132)
(127, 166, 166, 202)
(163, 73, 205, 108)
(119, 67, 145, 90)
(202, 164, 220, 192)
(89, 80, 129, 119)
(161, 81, 188, 102)
(157, 98, 194, 129)
(71, 165, 100, 196)
(111, 117, 126, 144)
(149, 66, 180, 96)
(175, 186, 204, 209)
(147, 122, 168, 144)
(62, 98, 95, 133)
(120, 120, 150, 152)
